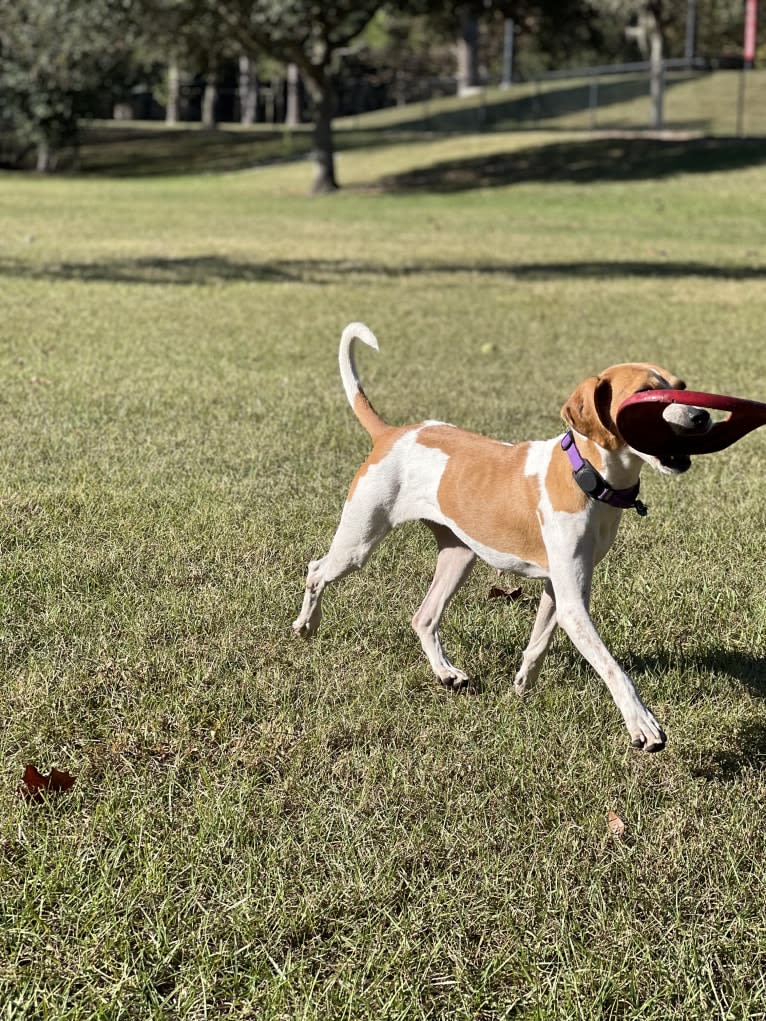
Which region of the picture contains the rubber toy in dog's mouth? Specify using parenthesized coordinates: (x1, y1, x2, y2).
(617, 389, 766, 457)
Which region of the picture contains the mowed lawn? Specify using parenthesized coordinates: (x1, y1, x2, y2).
(1, 131, 766, 1020)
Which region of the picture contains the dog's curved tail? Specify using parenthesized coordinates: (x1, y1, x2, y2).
(339, 322, 388, 441)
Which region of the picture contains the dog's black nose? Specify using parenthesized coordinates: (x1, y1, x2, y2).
(691, 409, 710, 428)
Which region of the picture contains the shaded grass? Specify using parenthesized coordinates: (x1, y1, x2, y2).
(378, 135, 766, 193)
(76, 123, 312, 176)
(70, 125, 426, 178)
(0, 131, 765, 1018)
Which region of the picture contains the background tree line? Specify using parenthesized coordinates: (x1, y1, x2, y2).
(0, 0, 758, 190)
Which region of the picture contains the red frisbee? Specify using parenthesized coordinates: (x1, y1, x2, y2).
(616, 389, 766, 456)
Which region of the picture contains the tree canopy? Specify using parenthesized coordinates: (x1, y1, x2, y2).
(0, 0, 137, 170)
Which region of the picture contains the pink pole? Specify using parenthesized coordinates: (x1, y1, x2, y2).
(744, 0, 758, 68)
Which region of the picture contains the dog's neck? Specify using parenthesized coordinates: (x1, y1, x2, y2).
(597, 443, 645, 490)
(569, 430, 644, 490)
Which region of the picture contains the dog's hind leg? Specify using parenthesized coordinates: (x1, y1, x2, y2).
(514, 580, 557, 695)
(412, 522, 476, 690)
(293, 498, 392, 638)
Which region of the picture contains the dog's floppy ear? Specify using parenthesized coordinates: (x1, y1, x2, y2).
(561, 376, 620, 450)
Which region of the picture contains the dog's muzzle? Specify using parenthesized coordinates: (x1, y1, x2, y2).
(658, 452, 692, 473)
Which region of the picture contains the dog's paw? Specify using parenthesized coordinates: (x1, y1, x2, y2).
(292, 616, 318, 638)
(628, 710, 666, 752)
(435, 665, 469, 692)
(513, 670, 535, 697)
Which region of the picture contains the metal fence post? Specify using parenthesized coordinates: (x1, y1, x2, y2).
(589, 77, 599, 129)
(501, 19, 514, 89)
(736, 69, 746, 136)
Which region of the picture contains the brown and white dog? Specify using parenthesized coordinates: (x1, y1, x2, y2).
(293, 323, 710, 751)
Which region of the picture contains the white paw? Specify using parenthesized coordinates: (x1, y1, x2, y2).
(435, 663, 469, 692)
(513, 670, 535, 696)
(627, 708, 666, 752)
(292, 615, 318, 638)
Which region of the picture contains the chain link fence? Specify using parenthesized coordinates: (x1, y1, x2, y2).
(337, 64, 766, 139)
(102, 62, 766, 139)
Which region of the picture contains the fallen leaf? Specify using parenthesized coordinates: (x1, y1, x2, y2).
(607, 810, 626, 837)
(19, 764, 76, 802)
(488, 585, 523, 603)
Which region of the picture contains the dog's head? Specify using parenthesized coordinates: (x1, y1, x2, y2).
(561, 363, 710, 475)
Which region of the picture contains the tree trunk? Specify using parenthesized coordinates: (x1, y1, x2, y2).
(238, 55, 258, 124)
(307, 70, 338, 193)
(201, 70, 218, 129)
(285, 63, 300, 127)
(35, 138, 51, 173)
(457, 6, 480, 95)
(166, 54, 180, 125)
(501, 19, 514, 88)
(626, 8, 665, 129)
(648, 16, 664, 129)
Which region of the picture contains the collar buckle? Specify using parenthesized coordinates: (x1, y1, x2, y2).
(573, 461, 604, 496)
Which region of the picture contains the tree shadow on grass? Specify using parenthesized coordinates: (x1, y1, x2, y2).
(77, 127, 309, 176)
(378, 136, 766, 193)
(1, 254, 765, 287)
(686, 721, 766, 780)
(625, 648, 766, 700)
(2, 126, 305, 176)
(627, 646, 766, 731)
(0, 255, 297, 286)
(17, 125, 424, 177)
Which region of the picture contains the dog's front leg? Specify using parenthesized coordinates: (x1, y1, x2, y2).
(550, 564, 666, 752)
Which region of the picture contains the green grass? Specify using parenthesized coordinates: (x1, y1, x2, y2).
(1, 130, 766, 1019)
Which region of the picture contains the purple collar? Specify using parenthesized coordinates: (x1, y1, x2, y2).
(561, 431, 647, 516)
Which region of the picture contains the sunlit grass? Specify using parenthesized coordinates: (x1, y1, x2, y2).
(0, 130, 765, 1018)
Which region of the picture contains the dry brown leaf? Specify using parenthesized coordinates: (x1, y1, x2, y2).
(607, 810, 626, 837)
(488, 585, 523, 603)
(19, 764, 76, 802)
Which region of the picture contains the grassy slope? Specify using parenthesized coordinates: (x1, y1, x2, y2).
(1, 131, 766, 1019)
(52, 70, 766, 178)
(340, 69, 766, 137)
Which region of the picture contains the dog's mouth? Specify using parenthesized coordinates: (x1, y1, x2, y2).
(658, 452, 692, 474)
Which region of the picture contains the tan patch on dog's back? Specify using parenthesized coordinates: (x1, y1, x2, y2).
(416, 425, 548, 568)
